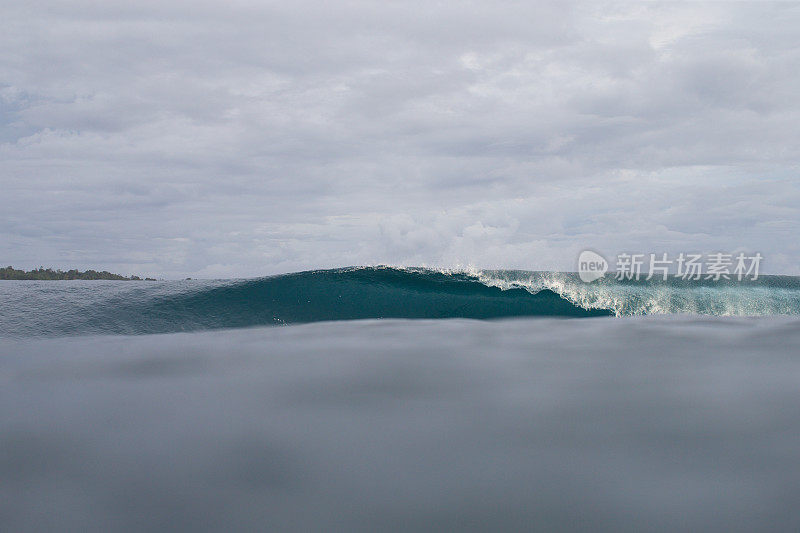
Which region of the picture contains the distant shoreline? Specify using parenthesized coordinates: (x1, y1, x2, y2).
(0, 266, 157, 281)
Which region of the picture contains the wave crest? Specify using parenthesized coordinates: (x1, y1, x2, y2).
(472, 269, 800, 317)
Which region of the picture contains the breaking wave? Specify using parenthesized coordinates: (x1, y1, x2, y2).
(2, 266, 799, 337)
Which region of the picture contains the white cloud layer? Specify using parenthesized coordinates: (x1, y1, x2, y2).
(1, 1, 799, 277)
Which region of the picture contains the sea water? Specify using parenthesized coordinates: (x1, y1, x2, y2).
(2, 268, 800, 531)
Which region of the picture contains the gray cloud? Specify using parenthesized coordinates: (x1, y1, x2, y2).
(1, 1, 799, 277)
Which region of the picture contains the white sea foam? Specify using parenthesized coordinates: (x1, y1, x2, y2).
(470, 269, 800, 317)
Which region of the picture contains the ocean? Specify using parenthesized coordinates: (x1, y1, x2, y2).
(2, 267, 800, 531)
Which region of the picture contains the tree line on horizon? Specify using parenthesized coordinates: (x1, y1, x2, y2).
(0, 266, 156, 281)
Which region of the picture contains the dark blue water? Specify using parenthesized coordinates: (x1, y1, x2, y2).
(2, 266, 799, 337)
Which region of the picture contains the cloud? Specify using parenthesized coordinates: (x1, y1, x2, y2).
(1, 1, 799, 277)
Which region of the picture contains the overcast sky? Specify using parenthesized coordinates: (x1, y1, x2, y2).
(2, 1, 799, 278)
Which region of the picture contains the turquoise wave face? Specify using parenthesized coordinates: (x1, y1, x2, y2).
(2, 266, 800, 337)
(145, 267, 611, 328)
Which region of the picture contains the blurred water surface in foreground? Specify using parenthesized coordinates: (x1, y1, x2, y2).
(2, 316, 800, 531)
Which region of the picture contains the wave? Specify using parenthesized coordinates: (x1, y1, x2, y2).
(135, 267, 611, 333)
(2, 266, 800, 337)
(474, 269, 800, 317)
